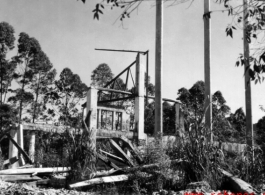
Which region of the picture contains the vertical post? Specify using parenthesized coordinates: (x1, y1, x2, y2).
(97, 109, 101, 129)
(112, 111, 115, 130)
(28, 131, 36, 163)
(204, 0, 212, 142)
(155, 0, 163, 137)
(243, 0, 253, 152)
(17, 124, 25, 166)
(135, 53, 146, 145)
(8, 128, 18, 168)
(86, 87, 98, 130)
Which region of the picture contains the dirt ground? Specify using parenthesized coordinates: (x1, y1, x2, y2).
(0, 180, 98, 195)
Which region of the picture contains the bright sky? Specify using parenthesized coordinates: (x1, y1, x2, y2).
(0, 0, 264, 123)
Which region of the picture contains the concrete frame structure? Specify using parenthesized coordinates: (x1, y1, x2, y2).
(6, 53, 185, 164)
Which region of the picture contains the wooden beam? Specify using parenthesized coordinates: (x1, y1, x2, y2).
(0, 167, 70, 175)
(117, 136, 143, 163)
(0, 175, 42, 182)
(94, 169, 117, 177)
(97, 153, 120, 170)
(109, 139, 134, 167)
(69, 174, 129, 189)
(99, 149, 126, 163)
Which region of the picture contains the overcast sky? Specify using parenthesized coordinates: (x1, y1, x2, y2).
(0, 0, 264, 123)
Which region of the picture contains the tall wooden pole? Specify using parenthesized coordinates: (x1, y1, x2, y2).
(243, 0, 254, 152)
(204, 0, 212, 142)
(155, 0, 163, 137)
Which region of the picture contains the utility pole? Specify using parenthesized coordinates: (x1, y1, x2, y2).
(155, 0, 163, 137)
(0, 60, 2, 105)
(204, 0, 212, 142)
(243, 0, 254, 154)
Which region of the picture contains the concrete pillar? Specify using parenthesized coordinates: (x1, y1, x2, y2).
(135, 53, 146, 145)
(8, 125, 24, 167)
(8, 128, 18, 168)
(204, 0, 212, 142)
(28, 131, 36, 163)
(17, 124, 25, 166)
(86, 87, 98, 130)
(155, 0, 163, 137)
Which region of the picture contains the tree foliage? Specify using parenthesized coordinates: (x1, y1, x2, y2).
(255, 116, 265, 150)
(177, 81, 234, 142)
(0, 22, 16, 104)
(227, 107, 246, 143)
(214, 0, 265, 83)
(46, 68, 88, 126)
(91, 63, 113, 87)
(28, 51, 56, 122)
(0, 104, 17, 131)
(8, 32, 42, 123)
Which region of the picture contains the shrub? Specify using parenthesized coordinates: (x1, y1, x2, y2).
(229, 146, 265, 188)
(63, 122, 97, 184)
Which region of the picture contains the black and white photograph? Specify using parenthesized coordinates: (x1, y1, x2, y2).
(0, 0, 264, 194)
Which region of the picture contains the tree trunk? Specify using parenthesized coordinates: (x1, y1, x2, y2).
(18, 59, 29, 124)
(33, 73, 41, 123)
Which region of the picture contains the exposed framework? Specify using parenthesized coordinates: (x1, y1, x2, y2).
(95, 48, 149, 105)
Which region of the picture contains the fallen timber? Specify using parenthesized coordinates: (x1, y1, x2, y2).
(116, 135, 143, 164)
(99, 149, 126, 163)
(0, 175, 42, 182)
(69, 159, 184, 189)
(109, 139, 135, 167)
(69, 159, 258, 191)
(69, 174, 129, 189)
(0, 167, 70, 175)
